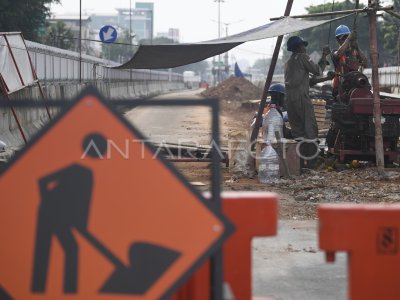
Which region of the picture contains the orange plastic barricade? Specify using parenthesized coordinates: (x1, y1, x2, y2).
(319, 204, 400, 300)
(171, 191, 278, 300)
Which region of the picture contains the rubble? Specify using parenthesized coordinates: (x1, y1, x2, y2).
(201, 76, 262, 102)
(276, 167, 400, 205)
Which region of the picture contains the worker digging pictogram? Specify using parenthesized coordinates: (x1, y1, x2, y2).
(32, 153, 181, 295)
(0, 88, 233, 300)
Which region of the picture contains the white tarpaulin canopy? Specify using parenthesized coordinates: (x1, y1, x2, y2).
(114, 16, 350, 70)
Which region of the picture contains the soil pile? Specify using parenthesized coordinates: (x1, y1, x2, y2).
(201, 76, 262, 101)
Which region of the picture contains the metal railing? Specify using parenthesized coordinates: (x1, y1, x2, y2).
(26, 41, 184, 83)
(363, 66, 400, 89)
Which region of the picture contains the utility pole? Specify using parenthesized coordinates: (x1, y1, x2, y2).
(129, 0, 132, 44)
(209, 19, 242, 79)
(129, 0, 132, 82)
(223, 20, 242, 78)
(214, 0, 224, 84)
(79, 0, 82, 83)
(368, 0, 385, 174)
(224, 25, 229, 76)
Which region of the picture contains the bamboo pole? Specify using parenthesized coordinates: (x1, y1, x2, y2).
(386, 9, 400, 20)
(250, 0, 294, 146)
(270, 5, 393, 20)
(368, 0, 385, 174)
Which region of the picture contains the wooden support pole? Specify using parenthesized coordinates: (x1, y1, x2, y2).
(250, 0, 294, 146)
(368, 0, 385, 174)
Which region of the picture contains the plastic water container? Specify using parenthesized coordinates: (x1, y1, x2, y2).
(258, 143, 280, 183)
(262, 105, 283, 143)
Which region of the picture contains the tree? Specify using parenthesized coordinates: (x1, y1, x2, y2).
(0, 0, 59, 41)
(282, 0, 392, 67)
(102, 29, 137, 63)
(381, 0, 400, 65)
(43, 21, 74, 51)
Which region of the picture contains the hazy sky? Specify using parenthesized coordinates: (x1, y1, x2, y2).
(50, 0, 370, 67)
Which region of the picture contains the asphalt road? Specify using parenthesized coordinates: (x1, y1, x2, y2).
(253, 220, 347, 300)
(125, 89, 213, 146)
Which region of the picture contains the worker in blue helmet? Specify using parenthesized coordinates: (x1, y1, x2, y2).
(331, 24, 368, 98)
(284, 36, 331, 168)
(251, 83, 285, 127)
(250, 83, 292, 138)
(268, 83, 285, 107)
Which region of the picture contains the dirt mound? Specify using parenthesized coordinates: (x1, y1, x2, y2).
(201, 76, 262, 101)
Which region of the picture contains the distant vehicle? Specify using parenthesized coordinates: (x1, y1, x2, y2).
(199, 82, 209, 89)
(183, 71, 201, 89)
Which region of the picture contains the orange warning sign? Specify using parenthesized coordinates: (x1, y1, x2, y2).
(0, 89, 232, 300)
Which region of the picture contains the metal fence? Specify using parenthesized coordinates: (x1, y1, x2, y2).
(363, 66, 400, 88)
(26, 41, 183, 83)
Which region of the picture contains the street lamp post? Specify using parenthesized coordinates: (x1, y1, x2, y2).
(129, 0, 132, 82)
(79, 0, 82, 83)
(222, 20, 242, 77)
(209, 18, 242, 80)
(129, 0, 132, 45)
(214, 0, 224, 84)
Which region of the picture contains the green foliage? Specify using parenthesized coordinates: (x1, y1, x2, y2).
(303, 0, 368, 52)
(381, 0, 400, 64)
(0, 0, 59, 41)
(43, 21, 74, 51)
(102, 29, 137, 63)
(282, 0, 397, 66)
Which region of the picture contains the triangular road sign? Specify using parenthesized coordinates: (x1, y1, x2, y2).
(0, 88, 233, 300)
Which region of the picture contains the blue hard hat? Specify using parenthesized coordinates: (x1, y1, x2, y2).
(268, 83, 285, 95)
(287, 36, 308, 51)
(335, 25, 351, 37)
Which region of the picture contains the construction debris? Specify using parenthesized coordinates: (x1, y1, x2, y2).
(201, 76, 262, 102)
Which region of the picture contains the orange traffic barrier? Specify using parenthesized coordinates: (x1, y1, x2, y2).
(171, 191, 278, 300)
(319, 204, 400, 300)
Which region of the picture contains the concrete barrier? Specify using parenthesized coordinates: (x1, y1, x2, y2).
(0, 80, 185, 153)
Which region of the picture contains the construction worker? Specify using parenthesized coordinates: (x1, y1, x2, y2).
(260, 83, 286, 116)
(263, 83, 292, 139)
(284, 36, 330, 140)
(331, 24, 368, 98)
(250, 83, 291, 138)
(284, 36, 330, 168)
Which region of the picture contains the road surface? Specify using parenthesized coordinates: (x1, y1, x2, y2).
(125, 89, 214, 146)
(253, 220, 346, 300)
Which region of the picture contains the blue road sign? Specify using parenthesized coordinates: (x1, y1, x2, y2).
(99, 25, 118, 43)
